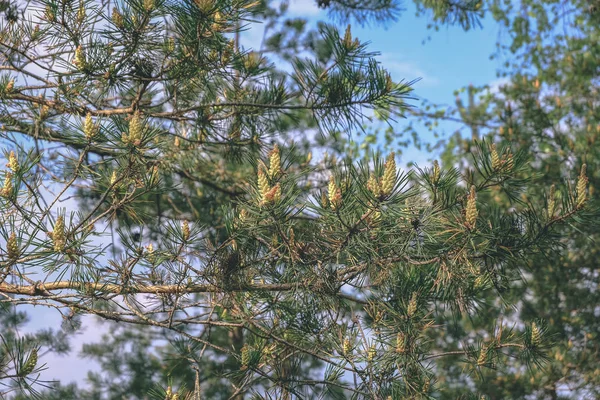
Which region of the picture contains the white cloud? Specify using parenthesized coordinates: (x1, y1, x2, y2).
(487, 77, 510, 94)
(378, 54, 439, 87)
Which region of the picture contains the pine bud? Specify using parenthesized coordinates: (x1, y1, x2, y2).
(110, 170, 118, 186)
(166, 37, 175, 52)
(5, 79, 14, 93)
(238, 208, 248, 223)
(268, 144, 281, 179)
(396, 332, 406, 354)
(53, 216, 66, 252)
(491, 143, 501, 170)
(73, 45, 85, 68)
(128, 111, 144, 146)
(502, 149, 514, 171)
(342, 24, 353, 48)
(83, 113, 97, 140)
(182, 220, 190, 241)
(465, 186, 478, 230)
(320, 191, 329, 208)
(241, 343, 249, 370)
(112, 8, 124, 28)
(305, 151, 312, 164)
(19, 348, 38, 376)
(422, 379, 430, 393)
(1, 172, 13, 197)
(45, 5, 56, 21)
(576, 164, 588, 208)
(143, 0, 155, 12)
(7, 150, 18, 172)
(367, 345, 376, 362)
(174, 136, 180, 147)
(385, 73, 393, 92)
(244, 51, 262, 70)
(371, 209, 381, 226)
(547, 184, 556, 219)
(367, 173, 381, 197)
(263, 183, 281, 205)
(381, 152, 396, 196)
(40, 105, 50, 120)
(477, 345, 487, 366)
(407, 292, 418, 317)
(7, 232, 19, 260)
(432, 160, 440, 184)
(194, 0, 214, 14)
(343, 338, 352, 355)
(328, 176, 342, 210)
(531, 322, 541, 347)
(257, 167, 269, 205)
(77, 1, 85, 23)
(474, 274, 485, 290)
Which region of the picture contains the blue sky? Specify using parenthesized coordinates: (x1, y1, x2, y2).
(19, 0, 508, 388)
(263, 0, 507, 166)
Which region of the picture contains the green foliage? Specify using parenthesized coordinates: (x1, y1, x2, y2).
(0, 0, 589, 399)
(414, 0, 600, 398)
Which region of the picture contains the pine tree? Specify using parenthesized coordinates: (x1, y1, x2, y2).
(413, 0, 600, 398)
(0, 0, 589, 399)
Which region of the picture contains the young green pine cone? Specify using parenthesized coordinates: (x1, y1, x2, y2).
(328, 176, 342, 210)
(263, 183, 281, 205)
(367, 173, 381, 197)
(83, 113, 97, 140)
(110, 170, 118, 186)
(576, 164, 588, 208)
(422, 379, 430, 393)
(143, 0, 155, 11)
(53, 216, 66, 252)
(342, 24, 353, 48)
(381, 152, 396, 196)
(7, 232, 19, 260)
(5, 79, 14, 93)
(112, 8, 124, 27)
(182, 220, 190, 241)
(396, 332, 406, 354)
(128, 111, 144, 146)
(1, 172, 13, 197)
(367, 345, 377, 362)
(267, 144, 281, 179)
(502, 149, 514, 171)
(477, 345, 487, 366)
(432, 160, 440, 184)
(343, 338, 352, 355)
(491, 143, 501, 170)
(465, 185, 478, 230)
(194, 0, 214, 15)
(77, 1, 85, 23)
(257, 167, 269, 205)
(547, 184, 556, 218)
(19, 348, 38, 377)
(531, 322, 541, 347)
(7, 150, 18, 172)
(407, 292, 418, 317)
(240, 343, 249, 370)
(73, 45, 85, 68)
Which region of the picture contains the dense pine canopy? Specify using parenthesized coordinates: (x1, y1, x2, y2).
(0, 0, 597, 399)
